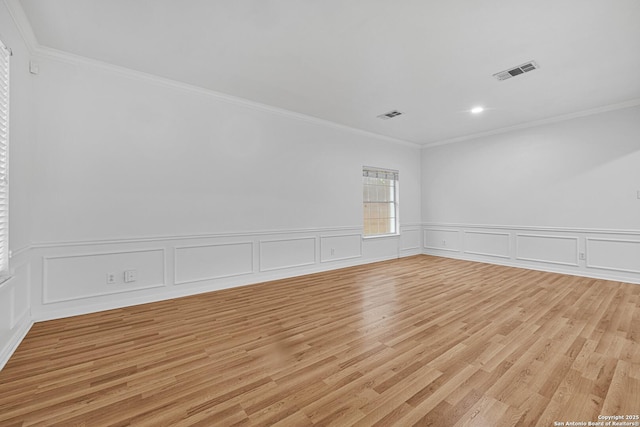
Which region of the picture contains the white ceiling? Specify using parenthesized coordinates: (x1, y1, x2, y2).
(15, 0, 640, 145)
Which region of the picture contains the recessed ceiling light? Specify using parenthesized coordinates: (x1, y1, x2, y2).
(470, 106, 484, 114)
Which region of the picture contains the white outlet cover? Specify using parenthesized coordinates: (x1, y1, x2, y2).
(124, 270, 137, 283)
(106, 272, 116, 284)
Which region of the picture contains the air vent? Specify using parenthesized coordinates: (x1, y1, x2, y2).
(377, 110, 403, 120)
(493, 61, 539, 81)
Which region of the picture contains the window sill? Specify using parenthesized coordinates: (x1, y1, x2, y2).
(362, 233, 400, 240)
(0, 274, 12, 288)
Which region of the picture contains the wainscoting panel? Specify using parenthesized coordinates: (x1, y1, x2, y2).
(586, 238, 640, 274)
(400, 228, 421, 253)
(26, 225, 640, 327)
(516, 234, 579, 266)
(320, 234, 362, 263)
(6, 224, 639, 371)
(422, 223, 640, 285)
(424, 228, 460, 252)
(11, 263, 30, 327)
(29, 226, 405, 321)
(362, 235, 401, 261)
(26, 223, 640, 330)
(175, 242, 254, 285)
(0, 282, 13, 331)
(43, 249, 166, 304)
(1, 250, 34, 372)
(5, 227, 413, 369)
(259, 237, 317, 272)
(0, 257, 32, 331)
(463, 231, 510, 259)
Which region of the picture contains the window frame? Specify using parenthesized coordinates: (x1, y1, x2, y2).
(362, 166, 399, 239)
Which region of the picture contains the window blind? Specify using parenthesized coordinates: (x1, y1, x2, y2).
(0, 40, 9, 274)
(362, 167, 399, 237)
(362, 168, 398, 181)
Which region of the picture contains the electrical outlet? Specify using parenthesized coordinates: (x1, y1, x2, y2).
(124, 270, 137, 283)
(579, 252, 586, 260)
(442, 240, 446, 246)
(331, 248, 335, 256)
(106, 272, 116, 284)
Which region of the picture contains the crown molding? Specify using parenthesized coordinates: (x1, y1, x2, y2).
(4, 0, 419, 149)
(421, 98, 640, 149)
(33, 47, 420, 149)
(10, 0, 637, 152)
(3, 0, 38, 54)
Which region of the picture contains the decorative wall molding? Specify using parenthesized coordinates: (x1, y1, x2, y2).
(28, 225, 413, 322)
(0, 246, 33, 372)
(422, 98, 640, 148)
(5, 0, 420, 149)
(174, 242, 254, 285)
(30, 226, 364, 248)
(6, 221, 639, 372)
(462, 230, 511, 259)
(7, 0, 640, 152)
(3, 0, 420, 153)
(10, 263, 30, 328)
(0, 278, 14, 329)
(422, 222, 640, 285)
(9, 245, 31, 260)
(3, 0, 39, 54)
(320, 234, 362, 263)
(0, 312, 33, 372)
(515, 234, 579, 267)
(423, 228, 461, 252)
(42, 248, 167, 304)
(422, 222, 640, 236)
(259, 237, 317, 272)
(586, 237, 640, 275)
(399, 228, 421, 252)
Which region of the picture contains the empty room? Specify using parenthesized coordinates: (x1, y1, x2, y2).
(1, 0, 640, 425)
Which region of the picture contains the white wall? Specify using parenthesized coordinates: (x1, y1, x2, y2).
(0, 0, 34, 370)
(27, 52, 422, 321)
(31, 56, 421, 241)
(421, 106, 640, 283)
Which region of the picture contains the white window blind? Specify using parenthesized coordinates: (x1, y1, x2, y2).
(0, 40, 9, 274)
(363, 167, 399, 237)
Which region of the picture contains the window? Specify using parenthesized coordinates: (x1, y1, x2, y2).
(363, 167, 398, 237)
(0, 40, 9, 275)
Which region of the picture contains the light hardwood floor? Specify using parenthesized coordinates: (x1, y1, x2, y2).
(1, 255, 639, 426)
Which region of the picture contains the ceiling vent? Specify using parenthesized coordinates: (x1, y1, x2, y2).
(377, 110, 403, 120)
(493, 61, 539, 81)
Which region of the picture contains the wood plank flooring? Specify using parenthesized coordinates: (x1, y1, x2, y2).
(1, 255, 639, 426)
